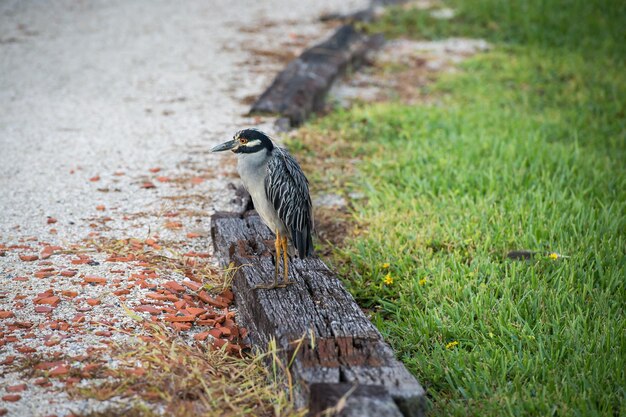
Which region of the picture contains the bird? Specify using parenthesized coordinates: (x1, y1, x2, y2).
(211, 128, 314, 289)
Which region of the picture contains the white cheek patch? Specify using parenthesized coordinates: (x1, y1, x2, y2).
(246, 139, 262, 147)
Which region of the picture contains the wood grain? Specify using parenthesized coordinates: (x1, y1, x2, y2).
(211, 211, 426, 416)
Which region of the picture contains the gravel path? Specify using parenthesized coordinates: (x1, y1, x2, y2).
(0, 1, 367, 415)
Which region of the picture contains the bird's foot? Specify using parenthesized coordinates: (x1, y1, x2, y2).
(253, 280, 295, 290)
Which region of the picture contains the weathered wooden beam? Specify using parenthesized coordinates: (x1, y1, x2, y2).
(211, 211, 426, 416)
(249, 25, 384, 127)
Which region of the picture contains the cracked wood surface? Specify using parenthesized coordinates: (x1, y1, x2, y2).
(249, 24, 384, 127)
(211, 211, 425, 416)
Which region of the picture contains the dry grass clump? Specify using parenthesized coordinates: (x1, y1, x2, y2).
(72, 325, 306, 417)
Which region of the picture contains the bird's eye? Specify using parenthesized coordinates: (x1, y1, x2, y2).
(239, 138, 248, 145)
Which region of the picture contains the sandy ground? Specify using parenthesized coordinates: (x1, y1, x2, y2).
(0, 1, 367, 416)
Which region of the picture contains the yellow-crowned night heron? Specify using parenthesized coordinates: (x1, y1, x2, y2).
(211, 129, 313, 289)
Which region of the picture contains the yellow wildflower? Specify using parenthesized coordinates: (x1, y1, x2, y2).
(488, 332, 494, 338)
(383, 273, 393, 285)
(445, 341, 459, 350)
(418, 278, 427, 286)
(548, 252, 559, 260)
(381, 263, 390, 269)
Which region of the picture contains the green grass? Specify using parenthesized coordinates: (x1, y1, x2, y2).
(295, 1, 626, 415)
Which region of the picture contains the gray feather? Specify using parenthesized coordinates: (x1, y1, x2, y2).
(264, 146, 314, 258)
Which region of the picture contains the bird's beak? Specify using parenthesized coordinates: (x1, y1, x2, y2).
(211, 139, 238, 152)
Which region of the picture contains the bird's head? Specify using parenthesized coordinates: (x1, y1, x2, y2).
(211, 129, 274, 154)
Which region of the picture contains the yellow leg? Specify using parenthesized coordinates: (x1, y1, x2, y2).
(281, 236, 289, 284)
(253, 230, 293, 289)
(274, 230, 281, 284)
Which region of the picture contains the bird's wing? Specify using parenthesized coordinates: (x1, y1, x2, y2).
(265, 146, 314, 258)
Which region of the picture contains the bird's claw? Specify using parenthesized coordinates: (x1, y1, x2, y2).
(253, 280, 295, 290)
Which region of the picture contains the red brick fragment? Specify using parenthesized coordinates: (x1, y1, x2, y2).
(33, 378, 49, 386)
(34, 270, 55, 278)
(126, 367, 146, 377)
(134, 305, 161, 315)
(65, 377, 81, 386)
(19, 255, 39, 262)
(141, 181, 156, 189)
(145, 238, 159, 247)
(82, 363, 100, 375)
(182, 281, 201, 292)
(211, 338, 227, 349)
(86, 298, 100, 306)
(228, 343, 243, 355)
(199, 311, 217, 320)
(95, 331, 112, 337)
(13, 276, 28, 282)
(186, 232, 202, 239)
(164, 281, 185, 292)
(229, 326, 240, 338)
(16, 346, 36, 354)
(47, 217, 58, 224)
(209, 328, 222, 339)
(35, 296, 61, 306)
(187, 307, 205, 317)
(197, 319, 216, 326)
(193, 332, 209, 341)
(44, 338, 61, 347)
(220, 288, 235, 302)
(73, 314, 86, 323)
(6, 384, 26, 393)
(164, 221, 183, 229)
(0, 311, 14, 319)
(35, 361, 63, 371)
(96, 205, 106, 211)
(171, 322, 192, 331)
(146, 292, 168, 301)
(174, 300, 186, 310)
(0, 408, 6, 416)
(49, 364, 70, 377)
(163, 294, 178, 302)
(197, 291, 229, 309)
(83, 276, 106, 284)
(60, 270, 77, 277)
(183, 251, 210, 258)
(164, 315, 195, 323)
(35, 306, 54, 314)
(0, 357, 15, 366)
(1, 395, 21, 402)
(62, 290, 78, 298)
(89, 175, 100, 182)
(40, 245, 61, 259)
(149, 167, 161, 173)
